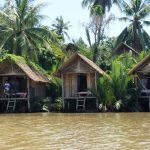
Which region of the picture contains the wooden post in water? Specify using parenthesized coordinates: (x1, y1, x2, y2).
(27, 77, 31, 112)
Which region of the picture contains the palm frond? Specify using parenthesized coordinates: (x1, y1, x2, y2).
(120, 0, 134, 16)
(118, 17, 131, 22)
(0, 10, 15, 26)
(85, 27, 92, 47)
(138, 4, 150, 19)
(82, 0, 94, 8)
(114, 26, 129, 49)
(142, 29, 150, 49)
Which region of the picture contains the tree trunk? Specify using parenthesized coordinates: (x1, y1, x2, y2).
(93, 44, 99, 63)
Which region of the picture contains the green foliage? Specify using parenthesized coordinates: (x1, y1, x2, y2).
(85, 28, 92, 47)
(52, 16, 71, 42)
(97, 37, 116, 70)
(96, 75, 116, 111)
(90, 5, 103, 16)
(115, 0, 150, 51)
(137, 50, 150, 62)
(82, 0, 121, 14)
(115, 52, 137, 72)
(46, 77, 62, 101)
(38, 48, 62, 71)
(93, 59, 137, 112)
(0, 53, 50, 80)
(0, 53, 27, 63)
(0, 48, 8, 59)
(110, 60, 131, 102)
(50, 97, 63, 112)
(0, 0, 59, 61)
(72, 38, 93, 59)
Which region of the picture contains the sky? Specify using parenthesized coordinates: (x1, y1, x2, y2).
(1, 0, 149, 43)
(37, 0, 130, 43)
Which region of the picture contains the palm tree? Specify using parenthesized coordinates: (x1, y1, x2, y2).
(0, 0, 58, 60)
(82, 0, 121, 14)
(52, 16, 71, 42)
(115, 0, 150, 52)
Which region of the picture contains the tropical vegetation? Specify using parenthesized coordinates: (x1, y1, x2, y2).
(0, 0, 60, 61)
(114, 0, 150, 52)
(82, 0, 121, 14)
(52, 16, 71, 42)
(0, 0, 150, 112)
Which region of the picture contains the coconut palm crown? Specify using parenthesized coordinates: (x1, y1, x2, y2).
(0, 0, 58, 60)
(52, 16, 71, 42)
(115, 0, 150, 52)
(82, 0, 121, 14)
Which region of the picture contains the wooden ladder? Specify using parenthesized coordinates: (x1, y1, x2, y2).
(76, 97, 85, 111)
(6, 99, 16, 113)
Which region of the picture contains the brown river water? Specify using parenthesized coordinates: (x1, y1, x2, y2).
(0, 113, 150, 150)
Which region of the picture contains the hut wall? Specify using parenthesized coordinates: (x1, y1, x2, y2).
(63, 59, 95, 74)
(87, 73, 95, 90)
(30, 80, 46, 97)
(63, 73, 95, 98)
(64, 74, 71, 97)
(35, 83, 46, 97)
(72, 74, 77, 95)
(63, 74, 77, 97)
(62, 58, 97, 98)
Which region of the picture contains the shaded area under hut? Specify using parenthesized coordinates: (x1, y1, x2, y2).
(128, 53, 150, 111)
(54, 53, 106, 112)
(0, 54, 50, 113)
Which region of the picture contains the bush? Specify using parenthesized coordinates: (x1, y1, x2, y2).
(93, 60, 136, 112)
(49, 97, 63, 112)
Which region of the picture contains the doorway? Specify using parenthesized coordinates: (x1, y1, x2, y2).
(77, 74, 87, 92)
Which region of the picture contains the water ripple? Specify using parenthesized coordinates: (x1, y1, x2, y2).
(0, 113, 149, 150)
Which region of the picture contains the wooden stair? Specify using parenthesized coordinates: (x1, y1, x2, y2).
(6, 99, 16, 113)
(76, 97, 85, 111)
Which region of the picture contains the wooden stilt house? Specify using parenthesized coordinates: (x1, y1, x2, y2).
(128, 53, 150, 111)
(0, 54, 50, 112)
(54, 53, 106, 111)
(115, 42, 139, 55)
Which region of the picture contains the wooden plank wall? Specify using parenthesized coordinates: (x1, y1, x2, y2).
(64, 74, 77, 97)
(64, 73, 95, 97)
(64, 74, 70, 97)
(87, 73, 95, 90)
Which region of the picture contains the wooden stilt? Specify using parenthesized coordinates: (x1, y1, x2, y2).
(149, 96, 150, 111)
(95, 72, 98, 109)
(27, 77, 31, 112)
(61, 74, 65, 110)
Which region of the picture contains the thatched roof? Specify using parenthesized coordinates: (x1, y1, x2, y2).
(0, 54, 50, 83)
(115, 43, 139, 55)
(54, 53, 106, 77)
(128, 53, 150, 75)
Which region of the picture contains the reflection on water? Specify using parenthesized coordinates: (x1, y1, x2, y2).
(0, 113, 150, 150)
